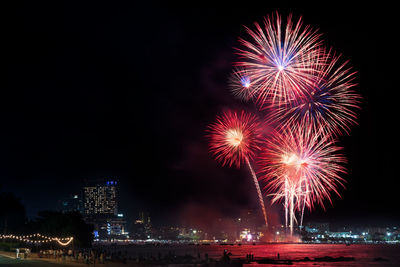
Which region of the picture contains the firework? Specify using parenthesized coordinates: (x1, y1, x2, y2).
(206, 12, 360, 236)
(207, 110, 268, 227)
(207, 110, 263, 168)
(229, 68, 255, 101)
(267, 50, 361, 137)
(258, 127, 346, 233)
(236, 13, 325, 107)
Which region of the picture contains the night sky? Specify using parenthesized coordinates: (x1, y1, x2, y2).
(1, 2, 399, 227)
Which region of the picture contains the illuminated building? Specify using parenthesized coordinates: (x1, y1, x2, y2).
(305, 222, 330, 233)
(96, 215, 129, 240)
(82, 179, 128, 240)
(83, 180, 118, 216)
(136, 211, 151, 225)
(131, 212, 152, 239)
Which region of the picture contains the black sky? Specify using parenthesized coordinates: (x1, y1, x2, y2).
(1, 2, 399, 227)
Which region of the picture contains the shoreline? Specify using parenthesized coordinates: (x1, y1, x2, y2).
(0, 250, 360, 266)
(2, 243, 399, 266)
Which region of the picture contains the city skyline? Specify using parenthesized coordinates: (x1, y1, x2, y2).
(43, 179, 400, 244)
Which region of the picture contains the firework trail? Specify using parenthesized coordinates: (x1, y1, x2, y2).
(207, 110, 269, 227)
(236, 13, 325, 107)
(266, 50, 361, 137)
(245, 156, 268, 228)
(258, 127, 346, 233)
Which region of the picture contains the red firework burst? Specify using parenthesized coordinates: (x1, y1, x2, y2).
(236, 13, 325, 107)
(258, 127, 347, 210)
(267, 50, 361, 137)
(207, 110, 263, 168)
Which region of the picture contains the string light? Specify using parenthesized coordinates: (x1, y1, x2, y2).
(0, 234, 73, 246)
(55, 238, 74, 246)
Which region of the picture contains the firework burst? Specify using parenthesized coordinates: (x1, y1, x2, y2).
(206, 11, 361, 235)
(207, 110, 269, 227)
(229, 68, 256, 101)
(236, 13, 325, 106)
(259, 127, 346, 208)
(267, 50, 361, 137)
(207, 110, 263, 168)
(258, 127, 346, 232)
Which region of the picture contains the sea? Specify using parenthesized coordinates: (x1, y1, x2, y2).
(104, 243, 400, 266)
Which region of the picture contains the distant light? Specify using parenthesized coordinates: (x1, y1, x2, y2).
(73, 195, 78, 199)
(276, 231, 279, 235)
(193, 230, 197, 234)
(117, 213, 124, 217)
(387, 232, 391, 236)
(247, 234, 252, 242)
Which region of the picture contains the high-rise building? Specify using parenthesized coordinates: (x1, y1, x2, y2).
(83, 180, 118, 216)
(131, 212, 152, 239)
(58, 194, 83, 214)
(136, 211, 151, 225)
(82, 179, 128, 240)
